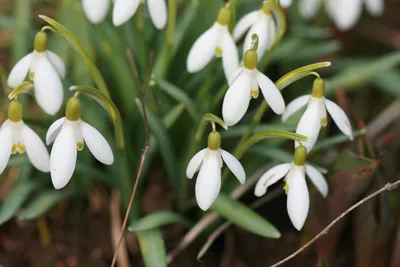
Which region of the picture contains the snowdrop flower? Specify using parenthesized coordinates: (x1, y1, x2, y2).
(0, 100, 50, 174)
(282, 78, 353, 152)
(280, 0, 293, 8)
(47, 97, 114, 189)
(82, 0, 110, 24)
(222, 36, 285, 126)
(187, 4, 239, 82)
(7, 32, 65, 115)
(300, 0, 384, 31)
(82, 0, 167, 29)
(233, 2, 276, 58)
(255, 145, 328, 230)
(186, 131, 245, 211)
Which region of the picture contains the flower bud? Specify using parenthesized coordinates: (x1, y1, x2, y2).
(293, 145, 307, 166)
(216, 5, 231, 26)
(312, 78, 325, 98)
(66, 97, 81, 121)
(8, 100, 23, 122)
(207, 131, 221, 151)
(34, 31, 48, 53)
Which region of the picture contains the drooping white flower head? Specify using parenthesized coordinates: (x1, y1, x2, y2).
(233, 3, 276, 59)
(280, 0, 293, 8)
(255, 145, 328, 230)
(82, 0, 111, 24)
(187, 4, 239, 82)
(222, 36, 285, 126)
(186, 131, 245, 211)
(8, 32, 65, 115)
(113, 0, 167, 29)
(0, 100, 50, 174)
(300, 0, 384, 31)
(282, 78, 353, 152)
(81, 0, 167, 29)
(47, 97, 114, 189)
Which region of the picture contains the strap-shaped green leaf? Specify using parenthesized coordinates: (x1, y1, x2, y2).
(70, 85, 124, 149)
(276, 62, 332, 90)
(19, 191, 67, 221)
(128, 211, 189, 232)
(211, 193, 281, 238)
(39, 15, 110, 97)
(137, 230, 167, 267)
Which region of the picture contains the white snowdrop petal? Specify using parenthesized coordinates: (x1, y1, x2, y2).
(328, 0, 362, 30)
(305, 164, 328, 197)
(186, 148, 206, 179)
(22, 124, 50, 173)
(33, 58, 64, 115)
(50, 125, 77, 189)
(233, 10, 260, 41)
(80, 121, 114, 165)
(47, 51, 66, 78)
(221, 30, 239, 82)
(282, 95, 311, 122)
(257, 71, 285, 115)
(7, 53, 32, 88)
(0, 126, 13, 174)
(254, 163, 291, 197)
(220, 149, 245, 184)
(187, 24, 219, 73)
(222, 71, 251, 126)
(287, 167, 309, 230)
(228, 67, 242, 86)
(195, 153, 221, 211)
(82, 0, 110, 24)
(295, 99, 322, 152)
(280, 0, 293, 8)
(324, 99, 353, 140)
(364, 0, 384, 16)
(112, 0, 140, 26)
(46, 117, 66, 145)
(299, 0, 321, 19)
(148, 0, 167, 29)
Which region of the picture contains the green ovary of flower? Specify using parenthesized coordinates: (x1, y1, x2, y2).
(208, 131, 221, 151)
(66, 97, 82, 121)
(34, 31, 48, 53)
(244, 50, 258, 70)
(216, 6, 231, 26)
(312, 78, 325, 98)
(293, 145, 307, 166)
(8, 100, 23, 122)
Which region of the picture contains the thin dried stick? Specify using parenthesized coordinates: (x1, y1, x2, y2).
(110, 50, 154, 267)
(269, 180, 400, 267)
(110, 190, 130, 267)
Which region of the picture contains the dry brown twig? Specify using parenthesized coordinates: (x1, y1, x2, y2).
(269, 179, 400, 267)
(110, 49, 154, 267)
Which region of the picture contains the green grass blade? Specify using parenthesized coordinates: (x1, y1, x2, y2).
(128, 211, 189, 232)
(137, 230, 167, 267)
(19, 191, 67, 221)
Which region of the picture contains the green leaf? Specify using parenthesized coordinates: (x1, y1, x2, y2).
(70, 85, 124, 149)
(312, 129, 366, 153)
(195, 113, 228, 140)
(221, 123, 296, 139)
(12, 0, 31, 64)
(128, 211, 189, 232)
(136, 99, 180, 195)
(0, 181, 38, 225)
(162, 103, 185, 129)
(155, 78, 196, 118)
(137, 230, 167, 267)
(38, 15, 110, 97)
(235, 130, 308, 159)
(371, 70, 400, 96)
(276, 62, 332, 90)
(19, 191, 67, 221)
(325, 51, 400, 95)
(211, 193, 281, 238)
